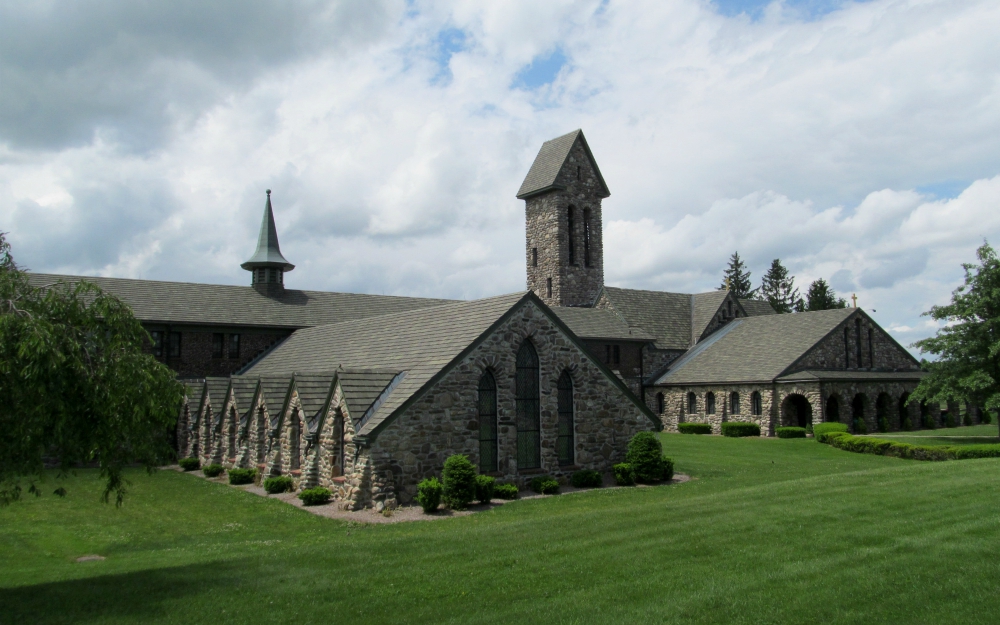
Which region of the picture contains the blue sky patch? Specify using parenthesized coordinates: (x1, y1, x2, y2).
(713, 0, 863, 20)
(916, 180, 971, 200)
(432, 27, 467, 83)
(514, 48, 568, 90)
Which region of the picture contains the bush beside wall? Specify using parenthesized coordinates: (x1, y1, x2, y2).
(442, 454, 477, 510)
(493, 483, 518, 500)
(570, 470, 603, 488)
(263, 476, 294, 494)
(228, 468, 256, 485)
(529, 476, 560, 495)
(179, 458, 200, 471)
(202, 463, 224, 478)
(474, 475, 495, 504)
(721, 422, 761, 437)
(613, 463, 635, 486)
(298, 487, 331, 506)
(679, 423, 712, 435)
(776, 427, 807, 439)
(626, 432, 668, 482)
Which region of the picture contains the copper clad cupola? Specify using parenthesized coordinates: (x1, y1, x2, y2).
(241, 189, 294, 296)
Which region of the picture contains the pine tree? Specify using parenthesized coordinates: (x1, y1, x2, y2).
(720, 251, 757, 299)
(804, 279, 847, 311)
(758, 259, 801, 314)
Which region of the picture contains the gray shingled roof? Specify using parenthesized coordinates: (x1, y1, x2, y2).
(27, 273, 454, 329)
(739, 299, 777, 317)
(205, 377, 230, 426)
(656, 308, 858, 384)
(778, 370, 925, 382)
(231, 377, 259, 415)
(182, 379, 206, 423)
(691, 291, 729, 342)
(241, 190, 294, 271)
(516, 130, 610, 199)
(259, 376, 292, 428)
(551, 307, 654, 341)
(291, 374, 335, 434)
(600, 287, 693, 350)
(338, 371, 400, 421)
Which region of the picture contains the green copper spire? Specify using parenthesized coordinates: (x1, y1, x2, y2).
(241, 189, 294, 272)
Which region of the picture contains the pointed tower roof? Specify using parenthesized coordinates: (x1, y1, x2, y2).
(516, 129, 610, 199)
(241, 190, 295, 272)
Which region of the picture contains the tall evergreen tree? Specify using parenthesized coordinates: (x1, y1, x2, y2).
(803, 279, 848, 311)
(911, 242, 1000, 430)
(759, 259, 801, 314)
(720, 251, 757, 299)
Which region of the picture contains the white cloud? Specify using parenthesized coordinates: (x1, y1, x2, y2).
(1, 0, 999, 356)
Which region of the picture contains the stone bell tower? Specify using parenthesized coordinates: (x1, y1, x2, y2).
(241, 189, 295, 297)
(517, 129, 610, 307)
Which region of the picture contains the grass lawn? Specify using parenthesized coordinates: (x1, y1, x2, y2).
(866, 423, 1000, 445)
(2, 434, 999, 624)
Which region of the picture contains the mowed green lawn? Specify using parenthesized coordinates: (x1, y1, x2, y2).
(866, 423, 1000, 446)
(2, 434, 999, 625)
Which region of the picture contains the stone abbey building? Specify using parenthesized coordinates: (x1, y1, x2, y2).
(31, 130, 969, 510)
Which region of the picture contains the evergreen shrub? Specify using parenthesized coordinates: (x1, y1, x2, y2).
(626, 432, 667, 482)
(529, 476, 559, 495)
(721, 422, 760, 437)
(202, 463, 224, 478)
(945, 412, 957, 428)
(474, 475, 495, 504)
(493, 483, 518, 500)
(922, 414, 937, 430)
(298, 487, 331, 506)
(854, 418, 869, 434)
(901, 417, 912, 431)
(228, 468, 256, 485)
(805, 422, 814, 434)
(416, 477, 443, 513)
(776, 427, 807, 439)
(442, 454, 477, 509)
(662, 456, 675, 481)
(814, 422, 848, 443)
(963, 412, 973, 426)
(877, 417, 889, 433)
(570, 469, 603, 488)
(678, 423, 712, 435)
(263, 476, 294, 494)
(179, 457, 200, 471)
(983, 411, 993, 424)
(613, 462, 635, 486)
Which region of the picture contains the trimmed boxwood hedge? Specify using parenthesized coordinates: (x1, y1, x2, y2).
(570, 469, 603, 488)
(227, 468, 256, 485)
(202, 463, 224, 478)
(474, 475, 495, 504)
(493, 483, 518, 500)
(416, 477, 443, 512)
(613, 462, 635, 486)
(263, 475, 294, 494)
(814, 422, 849, 443)
(721, 422, 760, 437)
(776, 426, 807, 439)
(529, 476, 559, 495)
(179, 457, 200, 471)
(298, 487, 331, 506)
(678, 423, 712, 435)
(823, 432, 1000, 461)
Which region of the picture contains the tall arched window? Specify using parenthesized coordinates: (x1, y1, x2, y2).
(855, 319, 863, 367)
(583, 208, 592, 268)
(751, 391, 762, 416)
(289, 408, 300, 471)
(730, 392, 740, 415)
(567, 206, 576, 265)
(656, 392, 665, 414)
(478, 371, 498, 473)
(843, 326, 850, 368)
(516, 341, 540, 469)
(687, 392, 697, 414)
(706, 392, 716, 414)
(557, 371, 574, 466)
(333, 410, 345, 477)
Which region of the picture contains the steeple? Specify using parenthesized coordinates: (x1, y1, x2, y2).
(241, 189, 294, 296)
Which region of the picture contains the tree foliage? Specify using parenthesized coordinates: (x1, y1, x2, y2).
(720, 251, 757, 299)
(0, 233, 183, 505)
(802, 279, 847, 311)
(758, 259, 801, 314)
(911, 242, 1000, 427)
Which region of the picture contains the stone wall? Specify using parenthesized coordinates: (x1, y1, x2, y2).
(796, 311, 920, 372)
(655, 384, 777, 434)
(819, 381, 925, 433)
(144, 326, 289, 378)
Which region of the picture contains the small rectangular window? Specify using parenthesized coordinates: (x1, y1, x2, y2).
(546, 278, 552, 299)
(613, 345, 621, 365)
(168, 332, 182, 358)
(212, 333, 224, 358)
(150, 331, 164, 358)
(531, 248, 537, 267)
(229, 334, 241, 359)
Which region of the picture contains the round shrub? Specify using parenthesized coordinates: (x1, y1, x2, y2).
(570, 469, 603, 488)
(202, 463, 224, 478)
(442, 454, 477, 509)
(613, 462, 635, 486)
(263, 475, 294, 494)
(721, 422, 761, 437)
(474, 475, 495, 504)
(416, 477, 443, 513)
(228, 468, 256, 485)
(529, 476, 559, 495)
(298, 487, 331, 506)
(179, 457, 200, 471)
(626, 432, 667, 482)
(662, 456, 675, 481)
(678, 423, 712, 435)
(776, 427, 807, 439)
(493, 483, 518, 500)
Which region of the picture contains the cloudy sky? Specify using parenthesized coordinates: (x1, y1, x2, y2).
(1, 0, 998, 354)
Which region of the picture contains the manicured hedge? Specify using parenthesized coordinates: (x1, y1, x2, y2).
(529, 476, 559, 495)
(202, 463, 224, 478)
(442, 454, 477, 509)
(678, 423, 712, 435)
(776, 427, 807, 439)
(570, 469, 603, 488)
(825, 433, 1000, 461)
(494, 483, 518, 500)
(416, 477, 443, 512)
(228, 468, 256, 485)
(298, 487, 331, 506)
(721, 422, 760, 437)
(814, 422, 849, 443)
(263, 476, 294, 494)
(179, 457, 200, 471)
(613, 462, 635, 486)
(474, 475, 495, 504)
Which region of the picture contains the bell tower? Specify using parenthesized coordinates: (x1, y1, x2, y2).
(241, 189, 295, 297)
(517, 129, 609, 307)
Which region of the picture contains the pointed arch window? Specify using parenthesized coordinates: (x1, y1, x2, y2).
(583, 208, 592, 267)
(656, 392, 665, 415)
(557, 371, 574, 466)
(751, 391, 762, 416)
(687, 392, 697, 414)
(705, 392, 716, 414)
(478, 372, 498, 473)
(567, 206, 576, 266)
(289, 408, 300, 471)
(516, 341, 540, 470)
(730, 392, 740, 415)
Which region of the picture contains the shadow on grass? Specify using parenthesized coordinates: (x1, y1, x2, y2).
(0, 558, 250, 625)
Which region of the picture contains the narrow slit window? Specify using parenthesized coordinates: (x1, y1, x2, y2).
(751, 391, 762, 416)
(546, 278, 552, 299)
(868, 329, 874, 368)
(843, 327, 850, 368)
(613, 345, 620, 365)
(531, 247, 537, 267)
(478, 372, 498, 473)
(567, 206, 576, 265)
(583, 208, 592, 268)
(855, 319, 863, 368)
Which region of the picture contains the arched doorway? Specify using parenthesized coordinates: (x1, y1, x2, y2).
(782, 394, 813, 428)
(852, 394, 868, 433)
(825, 395, 840, 422)
(898, 393, 911, 430)
(876, 393, 892, 433)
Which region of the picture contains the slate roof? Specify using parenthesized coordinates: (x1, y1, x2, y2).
(231, 378, 259, 415)
(739, 299, 777, 317)
(551, 307, 654, 341)
(656, 308, 859, 384)
(259, 376, 292, 428)
(338, 371, 401, 421)
(205, 377, 231, 426)
(516, 130, 610, 200)
(26, 273, 454, 329)
(182, 380, 206, 420)
(291, 374, 336, 434)
(778, 370, 925, 382)
(241, 190, 294, 271)
(599, 287, 693, 350)
(692, 291, 729, 342)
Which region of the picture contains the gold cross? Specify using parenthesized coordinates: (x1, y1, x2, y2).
(724, 277, 730, 291)
(851, 293, 858, 308)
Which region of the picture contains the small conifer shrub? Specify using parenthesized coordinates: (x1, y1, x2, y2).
(493, 483, 518, 500)
(202, 463, 224, 478)
(963, 412, 973, 426)
(474, 475, 495, 504)
(570, 470, 603, 488)
(626, 432, 667, 482)
(442, 454, 477, 509)
(179, 457, 200, 471)
(529, 476, 559, 495)
(945, 412, 957, 428)
(298, 487, 331, 506)
(613, 462, 635, 486)
(416, 477, 443, 512)
(263, 476, 294, 494)
(662, 456, 675, 481)
(228, 468, 256, 485)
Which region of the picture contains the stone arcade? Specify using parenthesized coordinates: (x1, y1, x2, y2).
(32, 129, 977, 510)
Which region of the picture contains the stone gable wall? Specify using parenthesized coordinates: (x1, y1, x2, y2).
(795, 312, 919, 372)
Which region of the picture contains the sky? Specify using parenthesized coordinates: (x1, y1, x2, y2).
(1, 0, 999, 356)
